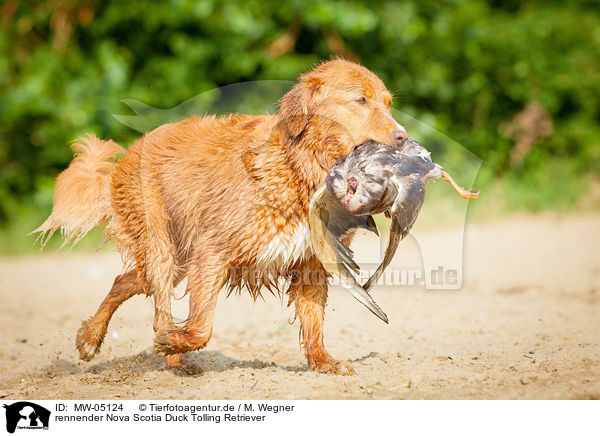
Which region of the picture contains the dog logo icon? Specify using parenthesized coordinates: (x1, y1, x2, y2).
(3, 402, 50, 433)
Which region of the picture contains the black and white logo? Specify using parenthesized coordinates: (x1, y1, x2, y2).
(3, 402, 50, 433)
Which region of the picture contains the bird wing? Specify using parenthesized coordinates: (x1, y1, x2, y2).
(308, 186, 388, 323)
(363, 179, 426, 291)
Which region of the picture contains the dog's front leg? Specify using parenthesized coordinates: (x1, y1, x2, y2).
(288, 256, 355, 375)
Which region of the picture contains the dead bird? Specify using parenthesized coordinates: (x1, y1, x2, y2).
(308, 184, 388, 322)
(309, 139, 479, 322)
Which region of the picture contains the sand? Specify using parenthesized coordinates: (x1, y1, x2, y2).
(1, 212, 599, 399)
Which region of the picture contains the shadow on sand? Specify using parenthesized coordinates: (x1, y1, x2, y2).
(47, 350, 381, 377)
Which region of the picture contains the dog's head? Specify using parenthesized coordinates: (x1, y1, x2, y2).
(279, 59, 407, 163)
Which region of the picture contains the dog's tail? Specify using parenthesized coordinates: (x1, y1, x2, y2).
(32, 134, 126, 247)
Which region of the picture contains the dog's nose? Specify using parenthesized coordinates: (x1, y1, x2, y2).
(392, 129, 408, 147)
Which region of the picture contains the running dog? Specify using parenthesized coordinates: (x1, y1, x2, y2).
(34, 59, 408, 374)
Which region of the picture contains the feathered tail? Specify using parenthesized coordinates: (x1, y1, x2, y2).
(32, 134, 126, 247)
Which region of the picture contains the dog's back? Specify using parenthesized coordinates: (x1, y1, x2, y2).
(108, 113, 309, 288)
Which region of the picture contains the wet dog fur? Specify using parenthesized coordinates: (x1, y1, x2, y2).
(36, 59, 407, 374)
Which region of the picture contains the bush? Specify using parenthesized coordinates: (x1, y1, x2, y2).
(1, 0, 599, 247)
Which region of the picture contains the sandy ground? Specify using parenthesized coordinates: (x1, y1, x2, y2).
(0, 212, 599, 400)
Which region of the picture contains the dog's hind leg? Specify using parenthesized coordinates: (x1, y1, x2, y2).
(143, 230, 189, 367)
(288, 256, 356, 375)
(154, 249, 227, 357)
(76, 270, 143, 361)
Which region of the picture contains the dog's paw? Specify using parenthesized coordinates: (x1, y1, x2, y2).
(76, 318, 104, 361)
(153, 324, 180, 356)
(165, 354, 186, 368)
(154, 325, 210, 356)
(313, 359, 356, 376)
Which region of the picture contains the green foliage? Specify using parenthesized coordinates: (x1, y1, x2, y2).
(1, 0, 599, 254)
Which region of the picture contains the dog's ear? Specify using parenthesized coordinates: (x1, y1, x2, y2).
(278, 75, 325, 140)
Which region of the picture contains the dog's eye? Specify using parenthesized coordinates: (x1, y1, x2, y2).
(356, 97, 367, 104)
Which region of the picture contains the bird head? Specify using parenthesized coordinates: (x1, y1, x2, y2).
(326, 143, 397, 215)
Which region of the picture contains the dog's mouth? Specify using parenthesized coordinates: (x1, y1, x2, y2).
(352, 139, 381, 152)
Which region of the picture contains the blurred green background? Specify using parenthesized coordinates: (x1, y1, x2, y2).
(1, 0, 599, 254)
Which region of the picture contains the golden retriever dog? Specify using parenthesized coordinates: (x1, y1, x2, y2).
(35, 59, 407, 374)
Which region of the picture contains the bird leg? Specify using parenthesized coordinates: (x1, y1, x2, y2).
(441, 171, 480, 200)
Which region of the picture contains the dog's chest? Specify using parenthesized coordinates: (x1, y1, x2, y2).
(256, 223, 312, 271)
